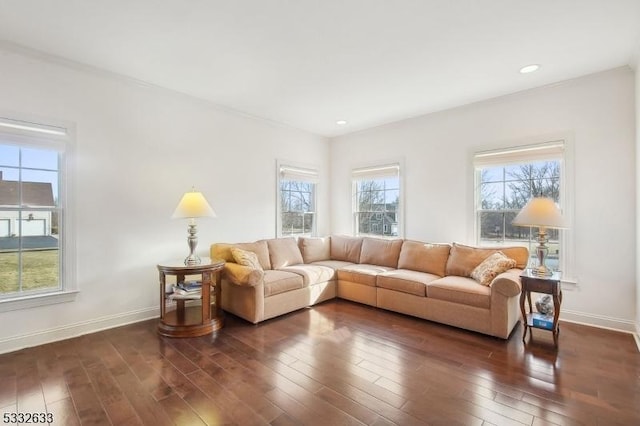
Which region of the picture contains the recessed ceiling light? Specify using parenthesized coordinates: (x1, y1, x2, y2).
(519, 64, 540, 74)
(336, 120, 348, 125)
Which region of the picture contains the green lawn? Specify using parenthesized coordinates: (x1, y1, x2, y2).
(0, 250, 59, 293)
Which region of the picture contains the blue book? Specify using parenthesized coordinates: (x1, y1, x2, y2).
(532, 312, 554, 330)
(178, 281, 202, 291)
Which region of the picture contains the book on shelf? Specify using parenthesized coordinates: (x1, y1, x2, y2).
(168, 292, 201, 300)
(531, 312, 554, 330)
(171, 285, 200, 295)
(177, 280, 202, 291)
(168, 280, 202, 299)
(172, 281, 201, 294)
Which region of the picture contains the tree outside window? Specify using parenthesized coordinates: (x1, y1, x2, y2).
(352, 164, 401, 237)
(277, 163, 318, 237)
(280, 180, 315, 236)
(477, 159, 562, 270)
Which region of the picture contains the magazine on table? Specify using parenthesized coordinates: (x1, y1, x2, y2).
(169, 280, 202, 298)
(173, 281, 201, 293)
(168, 292, 201, 300)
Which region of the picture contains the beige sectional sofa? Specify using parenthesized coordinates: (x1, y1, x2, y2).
(210, 235, 528, 339)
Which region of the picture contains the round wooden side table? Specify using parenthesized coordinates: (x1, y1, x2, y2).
(157, 258, 225, 337)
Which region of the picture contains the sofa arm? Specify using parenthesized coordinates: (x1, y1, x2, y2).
(490, 268, 522, 297)
(224, 263, 264, 287)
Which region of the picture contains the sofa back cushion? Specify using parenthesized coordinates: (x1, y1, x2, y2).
(397, 241, 451, 276)
(330, 235, 363, 263)
(267, 238, 304, 269)
(498, 247, 529, 269)
(445, 243, 528, 277)
(211, 240, 272, 269)
(359, 237, 404, 268)
(298, 237, 331, 263)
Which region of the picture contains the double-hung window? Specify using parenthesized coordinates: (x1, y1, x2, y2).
(277, 163, 318, 237)
(474, 140, 571, 275)
(352, 163, 401, 237)
(0, 116, 75, 310)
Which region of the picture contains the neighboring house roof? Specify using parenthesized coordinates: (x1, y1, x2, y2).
(0, 180, 55, 207)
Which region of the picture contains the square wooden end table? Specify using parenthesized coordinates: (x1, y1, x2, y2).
(520, 269, 562, 346)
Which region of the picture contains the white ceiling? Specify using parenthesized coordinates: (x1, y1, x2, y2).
(0, 1, 639, 137)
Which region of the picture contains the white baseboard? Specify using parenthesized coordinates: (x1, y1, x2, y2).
(0, 307, 159, 355)
(635, 321, 640, 352)
(560, 309, 638, 333)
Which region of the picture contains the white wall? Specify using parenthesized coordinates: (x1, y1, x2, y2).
(331, 67, 637, 332)
(635, 57, 640, 339)
(0, 48, 330, 353)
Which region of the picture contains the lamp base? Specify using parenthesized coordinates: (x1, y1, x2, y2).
(533, 227, 554, 277)
(184, 254, 201, 266)
(531, 265, 553, 277)
(184, 221, 200, 266)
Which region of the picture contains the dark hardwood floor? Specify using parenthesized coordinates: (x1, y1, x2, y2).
(1, 299, 639, 425)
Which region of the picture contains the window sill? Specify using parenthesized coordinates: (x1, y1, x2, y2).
(0, 290, 79, 313)
(561, 277, 578, 291)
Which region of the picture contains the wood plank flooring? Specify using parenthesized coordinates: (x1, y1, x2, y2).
(1, 299, 639, 425)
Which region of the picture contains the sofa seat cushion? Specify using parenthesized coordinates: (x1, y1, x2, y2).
(377, 269, 440, 297)
(427, 276, 491, 309)
(337, 264, 395, 287)
(279, 264, 336, 286)
(310, 260, 355, 270)
(263, 270, 304, 297)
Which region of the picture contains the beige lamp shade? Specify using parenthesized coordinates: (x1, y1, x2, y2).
(512, 197, 565, 229)
(171, 190, 217, 219)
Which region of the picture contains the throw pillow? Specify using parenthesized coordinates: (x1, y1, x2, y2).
(471, 251, 517, 286)
(231, 247, 263, 270)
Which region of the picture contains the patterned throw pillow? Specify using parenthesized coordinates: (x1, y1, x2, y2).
(230, 247, 262, 270)
(471, 251, 517, 286)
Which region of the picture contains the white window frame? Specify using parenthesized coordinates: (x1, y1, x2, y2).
(0, 115, 77, 312)
(352, 162, 403, 238)
(276, 161, 319, 237)
(473, 139, 576, 283)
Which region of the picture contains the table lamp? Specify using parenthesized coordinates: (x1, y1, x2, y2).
(512, 197, 566, 276)
(172, 188, 217, 265)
